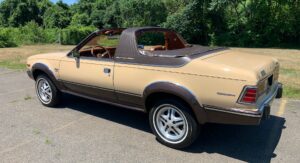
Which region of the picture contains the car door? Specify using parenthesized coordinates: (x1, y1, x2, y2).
(59, 56, 116, 102)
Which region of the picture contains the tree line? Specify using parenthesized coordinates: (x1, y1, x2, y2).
(0, 0, 299, 47)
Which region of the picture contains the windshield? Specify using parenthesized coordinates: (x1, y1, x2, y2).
(82, 34, 121, 49)
(77, 29, 124, 59)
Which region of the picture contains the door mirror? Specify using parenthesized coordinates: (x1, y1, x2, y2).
(72, 50, 80, 58)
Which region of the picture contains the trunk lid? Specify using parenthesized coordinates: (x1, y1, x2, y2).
(201, 50, 279, 81)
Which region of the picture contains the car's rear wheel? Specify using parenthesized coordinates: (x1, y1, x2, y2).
(36, 75, 60, 107)
(149, 99, 200, 149)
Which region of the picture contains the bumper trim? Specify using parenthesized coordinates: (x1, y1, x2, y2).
(257, 82, 281, 114)
(204, 108, 264, 125)
(204, 105, 261, 118)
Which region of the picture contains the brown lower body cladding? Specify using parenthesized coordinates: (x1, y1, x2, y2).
(27, 70, 282, 126)
(204, 105, 270, 125)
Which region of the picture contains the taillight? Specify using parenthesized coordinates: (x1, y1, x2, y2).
(239, 87, 257, 104)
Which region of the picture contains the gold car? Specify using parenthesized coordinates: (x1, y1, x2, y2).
(27, 27, 282, 149)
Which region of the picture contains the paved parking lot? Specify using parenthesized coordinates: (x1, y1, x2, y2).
(0, 68, 299, 163)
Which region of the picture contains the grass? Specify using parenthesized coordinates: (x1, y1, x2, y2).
(283, 86, 300, 99)
(0, 45, 299, 99)
(9, 100, 18, 103)
(0, 44, 74, 70)
(0, 57, 26, 69)
(33, 129, 41, 135)
(45, 138, 52, 145)
(24, 95, 32, 100)
(232, 48, 300, 99)
(280, 68, 300, 77)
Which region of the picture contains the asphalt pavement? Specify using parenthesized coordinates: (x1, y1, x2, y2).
(0, 68, 299, 163)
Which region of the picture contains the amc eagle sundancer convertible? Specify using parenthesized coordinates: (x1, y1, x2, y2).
(27, 27, 283, 149)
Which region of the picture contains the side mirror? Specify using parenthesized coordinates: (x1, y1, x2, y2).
(72, 51, 80, 68)
(72, 51, 80, 58)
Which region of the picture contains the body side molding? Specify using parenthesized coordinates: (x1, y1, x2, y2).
(61, 90, 145, 112)
(143, 81, 207, 124)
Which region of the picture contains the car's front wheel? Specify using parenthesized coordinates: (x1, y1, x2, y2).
(149, 99, 200, 149)
(35, 75, 60, 107)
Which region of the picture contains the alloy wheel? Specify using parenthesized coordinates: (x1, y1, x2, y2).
(36, 78, 52, 104)
(153, 104, 188, 144)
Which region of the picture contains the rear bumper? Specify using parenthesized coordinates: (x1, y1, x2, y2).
(204, 82, 282, 125)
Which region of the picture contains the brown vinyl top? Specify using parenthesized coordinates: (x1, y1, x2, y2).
(114, 27, 226, 67)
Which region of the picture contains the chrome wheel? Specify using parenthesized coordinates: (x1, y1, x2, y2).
(153, 104, 188, 144)
(36, 78, 52, 104)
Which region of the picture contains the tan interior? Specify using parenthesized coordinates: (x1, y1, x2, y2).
(165, 32, 185, 50)
(143, 45, 166, 51)
(138, 31, 186, 52)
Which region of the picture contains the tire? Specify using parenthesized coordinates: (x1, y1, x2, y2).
(35, 74, 61, 107)
(149, 98, 200, 149)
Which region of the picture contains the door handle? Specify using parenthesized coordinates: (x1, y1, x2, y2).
(104, 68, 111, 74)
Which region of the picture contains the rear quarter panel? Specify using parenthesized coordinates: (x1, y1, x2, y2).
(114, 63, 252, 109)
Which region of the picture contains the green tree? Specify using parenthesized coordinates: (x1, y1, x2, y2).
(164, 0, 210, 45)
(71, 0, 119, 28)
(0, 0, 299, 47)
(43, 0, 71, 28)
(163, 0, 192, 14)
(0, 0, 42, 27)
(70, 13, 91, 26)
(119, 0, 167, 27)
(0, 13, 5, 26)
(208, 0, 300, 47)
(90, 0, 117, 28)
(37, 0, 53, 25)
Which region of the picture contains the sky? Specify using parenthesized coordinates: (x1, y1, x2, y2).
(51, 0, 78, 5)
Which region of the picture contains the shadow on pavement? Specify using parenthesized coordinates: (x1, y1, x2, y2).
(59, 94, 152, 133)
(60, 94, 285, 163)
(187, 116, 285, 162)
